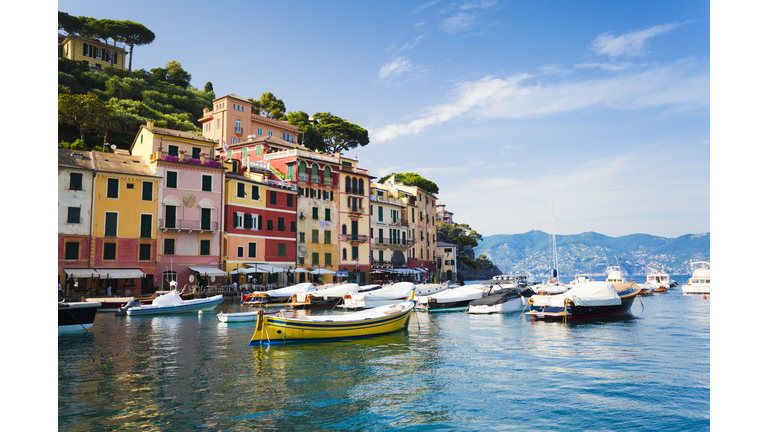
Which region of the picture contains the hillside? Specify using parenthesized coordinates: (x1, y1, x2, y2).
(474, 230, 710, 276)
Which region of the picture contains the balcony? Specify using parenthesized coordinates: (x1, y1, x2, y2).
(340, 165, 370, 175)
(264, 178, 297, 191)
(342, 234, 369, 244)
(371, 260, 393, 269)
(235, 126, 243, 134)
(159, 219, 219, 232)
(348, 206, 364, 215)
(370, 195, 403, 207)
(371, 237, 414, 250)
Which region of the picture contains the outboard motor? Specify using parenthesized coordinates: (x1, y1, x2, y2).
(116, 298, 142, 316)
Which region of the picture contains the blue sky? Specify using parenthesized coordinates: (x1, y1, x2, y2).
(54, 0, 711, 238)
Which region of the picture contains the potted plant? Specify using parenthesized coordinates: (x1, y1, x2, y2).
(155, 146, 163, 160)
(178, 149, 185, 161)
(199, 152, 207, 163)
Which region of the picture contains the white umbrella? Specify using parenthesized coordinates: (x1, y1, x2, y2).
(310, 268, 334, 275)
(293, 268, 310, 273)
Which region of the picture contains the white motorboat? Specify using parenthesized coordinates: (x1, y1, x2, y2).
(569, 274, 591, 286)
(119, 291, 223, 316)
(288, 283, 360, 309)
(415, 284, 490, 312)
(605, 265, 626, 283)
(217, 310, 262, 323)
(342, 282, 416, 309)
(467, 288, 530, 314)
(683, 261, 710, 294)
(644, 271, 675, 292)
(59, 301, 101, 332)
(244, 282, 317, 306)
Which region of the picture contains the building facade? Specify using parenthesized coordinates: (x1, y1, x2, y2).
(58, 34, 127, 71)
(436, 241, 458, 282)
(369, 183, 411, 275)
(337, 156, 372, 283)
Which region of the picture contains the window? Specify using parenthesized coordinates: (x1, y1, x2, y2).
(278, 243, 286, 257)
(235, 119, 242, 133)
(342, 225, 347, 235)
(325, 208, 331, 221)
(270, 191, 277, 205)
(140, 214, 152, 238)
(251, 185, 260, 201)
(299, 232, 305, 243)
(201, 208, 211, 230)
(106, 178, 119, 198)
(237, 246, 244, 258)
(312, 207, 319, 219)
(139, 243, 151, 261)
(324, 230, 331, 244)
(343, 249, 347, 260)
(105, 212, 118, 237)
(200, 240, 210, 256)
(257, 128, 263, 135)
(248, 242, 256, 258)
(166, 171, 178, 188)
(237, 182, 246, 198)
(287, 195, 293, 207)
(103, 242, 116, 260)
(312, 229, 319, 243)
(312, 252, 319, 265)
(325, 253, 332, 265)
(217, 119, 221, 129)
(352, 246, 359, 260)
(163, 239, 175, 255)
(358, 179, 364, 195)
(67, 207, 80, 224)
(202, 175, 212, 192)
(267, 220, 274, 231)
(268, 131, 273, 136)
(70, 173, 83, 190)
(192, 147, 201, 159)
(168, 145, 179, 157)
(278, 217, 285, 231)
(142, 181, 153, 201)
(291, 221, 296, 232)
(234, 212, 243, 229)
(65, 242, 79, 260)
(165, 206, 176, 229)
(378, 206, 383, 221)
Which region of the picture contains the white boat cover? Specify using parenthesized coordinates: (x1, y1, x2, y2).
(530, 282, 621, 307)
(295, 283, 359, 301)
(351, 282, 415, 301)
(152, 291, 185, 306)
(415, 284, 487, 303)
(261, 282, 316, 297)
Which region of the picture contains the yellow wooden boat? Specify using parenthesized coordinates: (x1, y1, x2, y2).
(249, 301, 415, 345)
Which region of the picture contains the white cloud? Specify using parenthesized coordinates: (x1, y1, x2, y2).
(591, 23, 683, 57)
(538, 65, 573, 76)
(574, 62, 634, 71)
(459, 0, 498, 11)
(414, 21, 427, 29)
(440, 12, 478, 33)
(370, 58, 708, 143)
(411, 0, 441, 14)
(379, 57, 413, 79)
(394, 35, 424, 55)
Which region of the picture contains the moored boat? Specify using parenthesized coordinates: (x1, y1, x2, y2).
(118, 291, 223, 316)
(287, 283, 359, 309)
(467, 288, 529, 314)
(341, 282, 416, 309)
(415, 284, 489, 312)
(525, 281, 640, 321)
(59, 301, 101, 332)
(244, 282, 317, 307)
(645, 271, 674, 293)
(683, 261, 710, 294)
(249, 300, 415, 345)
(217, 310, 261, 323)
(86, 287, 196, 311)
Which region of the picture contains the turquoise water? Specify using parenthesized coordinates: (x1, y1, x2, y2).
(59, 288, 709, 431)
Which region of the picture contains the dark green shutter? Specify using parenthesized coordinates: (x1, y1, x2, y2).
(244, 213, 252, 229)
(164, 239, 175, 255)
(142, 181, 153, 200)
(105, 212, 118, 237)
(107, 178, 119, 198)
(201, 240, 210, 256)
(201, 208, 211, 230)
(202, 175, 212, 192)
(165, 206, 176, 228)
(167, 171, 177, 188)
(140, 214, 152, 238)
(325, 208, 331, 221)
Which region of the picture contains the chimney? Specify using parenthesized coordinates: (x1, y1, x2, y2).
(147, 120, 154, 131)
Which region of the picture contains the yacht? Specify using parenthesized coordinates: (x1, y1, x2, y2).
(683, 262, 710, 294)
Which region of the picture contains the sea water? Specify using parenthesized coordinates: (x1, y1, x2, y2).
(58, 286, 709, 431)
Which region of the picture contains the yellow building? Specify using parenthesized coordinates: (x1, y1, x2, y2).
(59, 34, 127, 70)
(338, 157, 372, 283)
(90, 150, 161, 296)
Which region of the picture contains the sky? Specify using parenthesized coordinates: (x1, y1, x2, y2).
(52, 0, 713, 238)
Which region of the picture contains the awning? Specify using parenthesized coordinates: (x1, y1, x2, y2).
(293, 268, 310, 273)
(310, 268, 334, 275)
(335, 271, 349, 277)
(229, 268, 267, 274)
(96, 269, 145, 279)
(188, 266, 228, 276)
(63, 268, 98, 278)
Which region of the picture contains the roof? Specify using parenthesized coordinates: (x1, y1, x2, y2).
(142, 125, 217, 144)
(58, 149, 94, 170)
(91, 151, 160, 178)
(436, 242, 458, 248)
(219, 135, 309, 152)
(213, 93, 252, 103)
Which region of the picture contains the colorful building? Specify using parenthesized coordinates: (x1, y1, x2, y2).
(337, 156, 372, 283)
(89, 150, 161, 296)
(436, 241, 458, 282)
(369, 183, 412, 277)
(58, 34, 127, 71)
(130, 121, 227, 290)
(58, 149, 97, 295)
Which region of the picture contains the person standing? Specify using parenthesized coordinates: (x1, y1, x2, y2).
(107, 285, 112, 297)
(58, 281, 64, 299)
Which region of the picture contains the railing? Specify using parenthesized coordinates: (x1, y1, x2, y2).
(249, 161, 270, 171)
(370, 195, 403, 206)
(342, 234, 369, 243)
(298, 173, 309, 181)
(371, 260, 393, 269)
(340, 165, 370, 175)
(324, 177, 333, 186)
(264, 178, 297, 191)
(311, 175, 319, 183)
(159, 219, 219, 231)
(371, 238, 414, 247)
(346, 188, 365, 196)
(235, 127, 243, 134)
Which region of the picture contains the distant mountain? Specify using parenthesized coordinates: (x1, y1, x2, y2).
(474, 230, 710, 277)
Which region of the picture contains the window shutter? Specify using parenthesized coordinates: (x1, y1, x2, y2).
(330, 191, 334, 201)
(244, 213, 252, 229)
(257, 215, 262, 230)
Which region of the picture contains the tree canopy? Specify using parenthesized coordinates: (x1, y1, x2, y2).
(437, 221, 483, 250)
(379, 172, 439, 195)
(150, 60, 192, 89)
(58, 92, 117, 144)
(248, 92, 287, 120)
(286, 111, 369, 154)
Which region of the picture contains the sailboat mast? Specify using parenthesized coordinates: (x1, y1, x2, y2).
(551, 193, 558, 282)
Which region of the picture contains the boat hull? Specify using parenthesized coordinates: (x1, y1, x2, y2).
(59, 302, 101, 332)
(125, 295, 224, 316)
(418, 299, 475, 312)
(467, 297, 527, 314)
(682, 284, 710, 294)
(217, 311, 261, 323)
(527, 289, 639, 322)
(249, 303, 414, 345)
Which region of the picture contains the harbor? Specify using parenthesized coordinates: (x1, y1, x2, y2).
(58, 281, 709, 431)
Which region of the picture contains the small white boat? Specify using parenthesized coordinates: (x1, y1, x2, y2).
(415, 284, 489, 312)
(644, 271, 675, 292)
(605, 265, 626, 283)
(569, 274, 591, 286)
(121, 291, 223, 316)
(342, 282, 416, 309)
(467, 288, 530, 314)
(217, 310, 261, 323)
(683, 261, 710, 294)
(244, 282, 318, 306)
(288, 283, 360, 309)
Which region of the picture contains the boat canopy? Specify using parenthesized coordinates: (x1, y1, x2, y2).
(261, 282, 316, 297)
(531, 282, 621, 307)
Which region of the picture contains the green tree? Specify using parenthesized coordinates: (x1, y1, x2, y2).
(58, 11, 84, 34)
(312, 112, 369, 154)
(378, 172, 439, 195)
(150, 60, 191, 89)
(249, 92, 286, 119)
(119, 21, 155, 74)
(204, 81, 214, 93)
(286, 111, 325, 150)
(58, 92, 116, 144)
(437, 221, 483, 252)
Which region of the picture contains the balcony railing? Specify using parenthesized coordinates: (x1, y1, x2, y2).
(264, 178, 297, 191)
(235, 127, 243, 134)
(371, 238, 414, 247)
(342, 234, 369, 243)
(370, 195, 403, 206)
(340, 165, 370, 175)
(159, 219, 219, 231)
